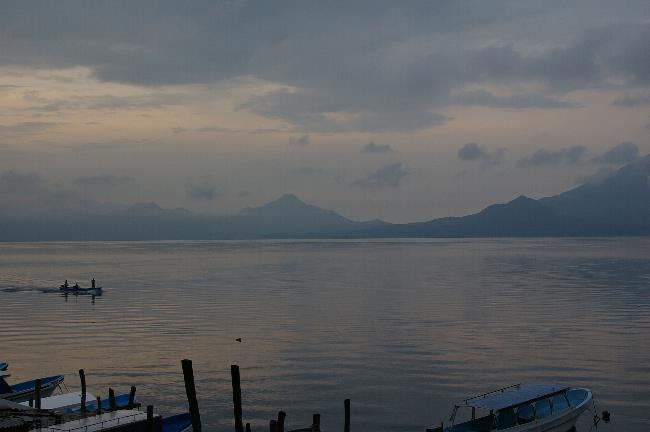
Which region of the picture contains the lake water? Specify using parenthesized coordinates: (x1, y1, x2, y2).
(1, 239, 649, 431)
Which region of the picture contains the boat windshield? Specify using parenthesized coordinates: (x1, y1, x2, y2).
(449, 405, 496, 432)
(567, 389, 589, 406)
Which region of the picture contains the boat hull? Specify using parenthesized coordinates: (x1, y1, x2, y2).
(499, 388, 592, 432)
(0, 375, 65, 403)
(434, 388, 593, 432)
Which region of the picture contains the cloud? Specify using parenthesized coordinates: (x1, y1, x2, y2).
(292, 166, 327, 176)
(593, 142, 640, 164)
(454, 89, 577, 109)
(457, 143, 505, 167)
(360, 142, 394, 154)
(1, 4, 649, 132)
(289, 135, 310, 146)
(519, 146, 587, 167)
(612, 93, 650, 107)
(172, 126, 237, 134)
(0, 170, 42, 190)
(74, 175, 132, 188)
(0, 122, 60, 136)
(186, 178, 219, 200)
(352, 162, 408, 188)
(23, 92, 186, 113)
(458, 142, 488, 161)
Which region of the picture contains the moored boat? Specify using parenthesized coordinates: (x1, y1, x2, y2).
(0, 372, 65, 403)
(427, 383, 594, 432)
(0, 361, 8, 371)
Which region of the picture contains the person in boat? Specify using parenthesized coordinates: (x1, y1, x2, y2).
(73, 282, 80, 289)
(64, 280, 69, 288)
(91, 278, 96, 289)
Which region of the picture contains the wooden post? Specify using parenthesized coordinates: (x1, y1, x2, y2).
(269, 420, 277, 432)
(96, 396, 102, 414)
(344, 399, 350, 432)
(109, 388, 116, 409)
(311, 414, 320, 432)
(147, 405, 154, 432)
(245, 423, 251, 432)
(231, 365, 244, 432)
(181, 359, 202, 432)
(277, 411, 286, 432)
(129, 386, 137, 406)
(79, 369, 87, 412)
(34, 378, 42, 410)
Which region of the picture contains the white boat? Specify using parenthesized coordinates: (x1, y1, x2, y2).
(427, 383, 594, 432)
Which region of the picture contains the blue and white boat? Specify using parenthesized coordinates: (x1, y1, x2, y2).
(427, 383, 594, 432)
(0, 361, 8, 371)
(0, 372, 65, 403)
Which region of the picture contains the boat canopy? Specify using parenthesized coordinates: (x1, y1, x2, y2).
(459, 383, 569, 411)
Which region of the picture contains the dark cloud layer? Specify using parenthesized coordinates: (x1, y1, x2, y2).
(593, 142, 640, 165)
(353, 162, 408, 188)
(612, 93, 650, 107)
(0, 170, 42, 190)
(2, 2, 648, 132)
(458, 143, 505, 167)
(0, 122, 60, 137)
(519, 146, 587, 167)
(361, 142, 394, 154)
(74, 175, 132, 188)
(186, 178, 218, 200)
(454, 90, 577, 109)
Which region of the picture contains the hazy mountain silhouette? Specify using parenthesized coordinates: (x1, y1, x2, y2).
(0, 156, 648, 241)
(358, 154, 650, 238)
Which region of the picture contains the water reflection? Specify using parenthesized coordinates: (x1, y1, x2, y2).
(0, 239, 648, 431)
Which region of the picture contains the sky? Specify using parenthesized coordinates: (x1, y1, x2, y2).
(1, 1, 649, 223)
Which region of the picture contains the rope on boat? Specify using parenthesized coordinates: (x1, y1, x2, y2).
(587, 397, 601, 431)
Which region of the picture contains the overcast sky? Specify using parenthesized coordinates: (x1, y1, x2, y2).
(1, 1, 649, 222)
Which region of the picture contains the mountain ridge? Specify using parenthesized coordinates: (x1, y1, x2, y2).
(0, 156, 648, 241)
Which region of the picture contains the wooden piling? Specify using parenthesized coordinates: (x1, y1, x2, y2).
(79, 369, 87, 412)
(269, 420, 277, 432)
(344, 399, 350, 432)
(96, 396, 102, 414)
(129, 386, 137, 406)
(146, 405, 154, 432)
(311, 414, 320, 432)
(245, 423, 251, 432)
(277, 411, 286, 432)
(109, 388, 116, 409)
(34, 378, 42, 410)
(231, 365, 244, 432)
(181, 359, 202, 432)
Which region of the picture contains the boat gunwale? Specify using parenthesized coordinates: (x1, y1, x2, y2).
(456, 384, 570, 411)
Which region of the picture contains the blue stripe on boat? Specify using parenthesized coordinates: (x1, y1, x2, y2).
(10, 375, 64, 393)
(162, 413, 192, 432)
(73, 393, 132, 412)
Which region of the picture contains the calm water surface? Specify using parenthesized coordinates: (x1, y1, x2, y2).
(1, 239, 649, 431)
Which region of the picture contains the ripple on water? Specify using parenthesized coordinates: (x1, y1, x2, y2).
(0, 238, 648, 431)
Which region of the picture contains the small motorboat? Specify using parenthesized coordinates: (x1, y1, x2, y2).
(0, 371, 65, 403)
(58, 278, 103, 294)
(59, 285, 103, 294)
(0, 361, 8, 371)
(427, 383, 594, 432)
